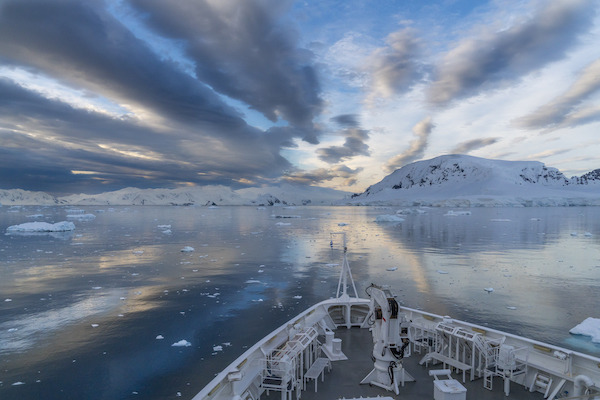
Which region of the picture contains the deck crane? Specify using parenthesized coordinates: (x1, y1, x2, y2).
(360, 284, 414, 394)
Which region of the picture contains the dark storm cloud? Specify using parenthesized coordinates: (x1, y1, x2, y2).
(316, 128, 370, 164)
(330, 114, 359, 128)
(0, 0, 323, 194)
(0, 78, 292, 195)
(450, 137, 500, 154)
(316, 114, 369, 164)
(513, 58, 600, 131)
(125, 0, 323, 135)
(282, 165, 363, 186)
(0, 0, 248, 130)
(383, 116, 433, 173)
(427, 0, 595, 106)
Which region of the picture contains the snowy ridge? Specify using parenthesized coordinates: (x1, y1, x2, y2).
(0, 184, 349, 206)
(340, 154, 600, 207)
(0, 189, 65, 206)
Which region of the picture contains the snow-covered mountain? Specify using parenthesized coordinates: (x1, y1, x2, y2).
(2, 155, 600, 207)
(0, 189, 66, 206)
(0, 184, 349, 206)
(340, 154, 600, 207)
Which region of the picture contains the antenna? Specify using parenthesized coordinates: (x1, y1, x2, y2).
(330, 232, 359, 299)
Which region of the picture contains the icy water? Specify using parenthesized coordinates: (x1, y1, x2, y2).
(1, 205, 599, 400)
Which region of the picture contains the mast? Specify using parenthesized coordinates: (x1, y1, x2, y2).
(331, 232, 359, 299)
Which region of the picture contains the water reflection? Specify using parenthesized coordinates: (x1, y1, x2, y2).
(0, 205, 599, 399)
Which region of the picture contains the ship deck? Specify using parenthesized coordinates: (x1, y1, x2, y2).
(261, 327, 547, 400)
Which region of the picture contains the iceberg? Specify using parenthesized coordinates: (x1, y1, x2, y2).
(6, 221, 75, 233)
(570, 317, 600, 343)
(374, 214, 404, 222)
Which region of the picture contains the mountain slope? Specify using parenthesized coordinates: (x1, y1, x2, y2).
(341, 154, 600, 207)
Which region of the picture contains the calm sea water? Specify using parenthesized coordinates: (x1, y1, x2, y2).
(1, 205, 599, 399)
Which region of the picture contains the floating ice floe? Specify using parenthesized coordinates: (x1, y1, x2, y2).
(91, 324, 99, 328)
(571, 232, 578, 236)
(507, 307, 516, 310)
(337, 222, 349, 226)
(181, 246, 195, 252)
(162, 229, 172, 234)
(156, 335, 164, 340)
(374, 214, 404, 222)
(584, 232, 593, 237)
(213, 345, 223, 351)
(172, 340, 192, 347)
(6, 221, 75, 233)
(387, 267, 398, 271)
(484, 288, 494, 292)
(325, 263, 339, 267)
(437, 270, 448, 274)
(5, 298, 12, 302)
(245, 280, 261, 284)
(444, 211, 471, 217)
(271, 214, 301, 218)
(275, 222, 291, 226)
(570, 317, 600, 343)
(26, 214, 44, 219)
(12, 382, 25, 386)
(67, 214, 96, 220)
(132, 250, 144, 254)
(157, 224, 171, 229)
(490, 219, 511, 222)
(293, 295, 302, 299)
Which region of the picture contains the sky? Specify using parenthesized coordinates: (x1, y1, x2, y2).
(0, 0, 599, 196)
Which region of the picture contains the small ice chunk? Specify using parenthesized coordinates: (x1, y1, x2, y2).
(91, 324, 99, 327)
(162, 229, 172, 234)
(507, 307, 516, 310)
(12, 382, 25, 386)
(437, 270, 448, 274)
(157, 224, 171, 229)
(337, 222, 349, 226)
(172, 340, 192, 347)
(386, 267, 398, 271)
(66, 213, 96, 220)
(245, 280, 261, 283)
(213, 345, 223, 351)
(484, 288, 494, 292)
(5, 298, 12, 302)
(92, 287, 101, 290)
(156, 335, 164, 339)
(132, 250, 144, 254)
(275, 222, 291, 226)
(325, 263, 339, 267)
(293, 295, 302, 299)
(584, 232, 593, 237)
(490, 219, 511, 222)
(571, 232, 578, 236)
(443, 211, 471, 217)
(181, 246, 195, 252)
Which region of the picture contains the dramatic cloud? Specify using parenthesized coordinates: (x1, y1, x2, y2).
(282, 165, 363, 186)
(0, 78, 291, 195)
(514, 58, 600, 131)
(450, 137, 500, 154)
(331, 114, 359, 128)
(427, 0, 595, 106)
(383, 116, 434, 173)
(316, 114, 370, 163)
(125, 0, 323, 133)
(364, 28, 423, 104)
(0, 1, 255, 129)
